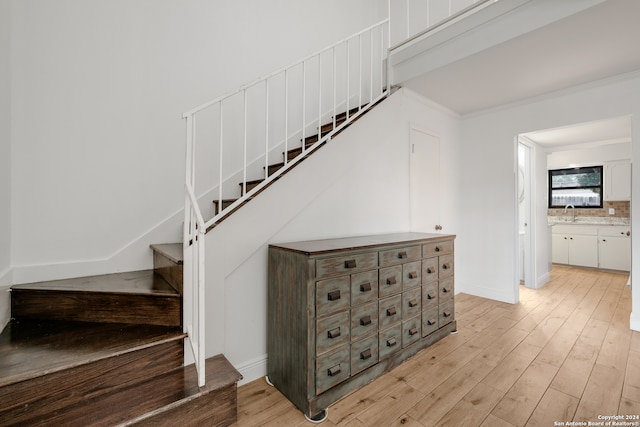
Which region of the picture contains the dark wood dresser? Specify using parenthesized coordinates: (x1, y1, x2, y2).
(267, 232, 456, 420)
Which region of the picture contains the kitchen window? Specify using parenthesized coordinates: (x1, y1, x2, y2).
(548, 166, 603, 208)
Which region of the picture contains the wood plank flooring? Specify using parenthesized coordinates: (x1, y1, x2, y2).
(232, 265, 639, 426)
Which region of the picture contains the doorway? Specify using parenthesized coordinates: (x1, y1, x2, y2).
(517, 139, 535, 289)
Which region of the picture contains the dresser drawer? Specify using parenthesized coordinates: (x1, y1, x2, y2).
(402, 315, 421, 348)
(351, 302, 379, 341)
(378, 323, 402, 360)
(422, 307, 439, 337)
(316, 276, 350, 316)
(402, 287, 421, 319)
(351, 270, 378, 306)
(316, 346, 350, 394)
(439, 300, 454, 327)
(379, 245, 421, 267)
(439, 255, 454, 279)
(422, 283, 438, 311)
(422, 257, 439, 284)
(316, 252, 378, 279)
(316, 311, 350, 355)
(379, 294, 402, 328)
(379, 265, 402, 297)
(351, 335, 379, 375)
(423, 240, 454, 257)
(402, 261, 422, 289)
(439, 277, 454, 302)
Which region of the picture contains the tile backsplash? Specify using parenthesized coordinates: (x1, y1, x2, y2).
(547, 201, 630, 218)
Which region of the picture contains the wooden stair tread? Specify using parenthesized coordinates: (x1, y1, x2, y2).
(0, 319, 184, 389)
(11, 270, 179, 296)
(24, 354, 241, 427)
(150, 243, 183, 265)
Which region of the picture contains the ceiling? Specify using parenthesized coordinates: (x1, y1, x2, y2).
(402, 0, 640, 146)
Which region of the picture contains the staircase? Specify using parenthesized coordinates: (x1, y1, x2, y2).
(0, 244, 242, 427)
(210, 104, 376, 221)
(0, 99, 385, 426)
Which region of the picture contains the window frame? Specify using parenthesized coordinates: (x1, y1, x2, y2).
(548, 166, 604, 209)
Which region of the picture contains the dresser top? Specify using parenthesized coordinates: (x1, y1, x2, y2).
(270, 232, 455, 255)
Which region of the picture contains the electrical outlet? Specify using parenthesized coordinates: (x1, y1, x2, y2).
(609, 208, 615, 215)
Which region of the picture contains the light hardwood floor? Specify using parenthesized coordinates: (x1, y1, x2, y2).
(233, 265, 640, 426)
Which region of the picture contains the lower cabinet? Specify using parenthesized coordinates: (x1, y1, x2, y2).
(598, 226, 631, 271)
(267, 233, 457, 420)
(551, 224, 630, 271)
(551, 226, 598, 268)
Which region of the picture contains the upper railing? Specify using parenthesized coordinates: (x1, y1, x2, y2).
(181, 0, 496, 387)
(389, 0, 495, 47)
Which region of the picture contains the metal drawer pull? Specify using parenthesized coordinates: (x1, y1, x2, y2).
(441, 287, 450, 293)
(344, 260, 357, 269)
(408, 271, 418, 279)
(427, 318, 436, 326)
(360, 282, 372, 292)
(327, 290, 341, 301)
(386, 337, 397, 347)
(408, 299, 418, 308)
(327, 365, 341, 376)
(443, 311, 452, 318)
(360, 349, 372, 360)
(435, 246, 441, 252)
(398, 251, 408, 259)
(426, 292, 436, 300)
(409, 327, 418, 336)
(360, 315, 372, 326)
(386, 277, 397, 285)
(426, 267, 435, 274)
(442, 263, 451, 270)
(386, 307, 397, 316)
(327, 327, 341, 339)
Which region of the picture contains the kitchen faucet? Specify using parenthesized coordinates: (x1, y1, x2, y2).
(563, 204, 576, 222)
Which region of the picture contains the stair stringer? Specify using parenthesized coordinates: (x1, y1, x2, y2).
(196, 88, 461, 384)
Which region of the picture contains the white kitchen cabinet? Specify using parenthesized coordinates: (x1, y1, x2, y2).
(551, 233, 569, 264)
(604, 160, 631, 201)
(551, 225, 598, 268)
(598, 226, 631, 271)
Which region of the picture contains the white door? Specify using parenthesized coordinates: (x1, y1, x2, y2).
(410, 127, 440, 232)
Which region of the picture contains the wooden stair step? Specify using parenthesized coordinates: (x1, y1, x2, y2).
(11, 270, 181, 326)
(151, 243, 183, 294)
(239, 179, 264, 196)
(0, 319, 185, 425)
(21, 354, 242, 427)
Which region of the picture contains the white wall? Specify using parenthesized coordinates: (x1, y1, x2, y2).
(200, 89, 461, 384)
(0, 0, 10, 279)
(458, 72, 640, 313)
(8, 0, 386, 283)
(0, 0, 11, 328)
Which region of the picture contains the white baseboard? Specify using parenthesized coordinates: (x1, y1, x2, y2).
(455, 284, 518, 304)
(631, 312, 640, 332)
(536, 272, 551, 289)
(0, 285, 11, 331)
(235, 354, 268, 386)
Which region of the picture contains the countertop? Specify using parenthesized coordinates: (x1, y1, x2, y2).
(547, 216, 630, 226)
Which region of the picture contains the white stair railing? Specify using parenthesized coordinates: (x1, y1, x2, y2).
(389, 0, 496, 46)
(181, 0, 495, 388)
(182, 19, 390, 387)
